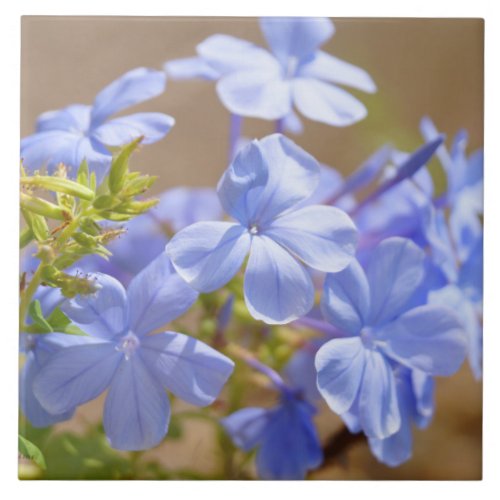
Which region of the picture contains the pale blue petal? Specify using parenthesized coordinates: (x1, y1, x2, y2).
(358, 349, 400, 439)
(220, 407, 270, 451)
(429, 285, 482, 379)
(33, 341, 121, 414)
(244, 235, 314, 324)
(255, 399, 323, 479)
(411, 369, 435, 428)
(315, 337, 366, 414)
(140, 331, 234, 406)
(61, 273, 128, 339)
(320, 260, 370, 336)
(368, 375, 413, 467)
(265, 205, 357, 273)
(283, 347, 321, 403)
(164, 56, 220, 80)
(166, 221, 251, 292)
(298, 51, 376, 93)
(465, 149, 483, 186)
(293, 78, 367, 126)
(127, 253, 198, 336)
(92, 112, 174, 146)
(91, 67, 166, 126)
(197, 34, 280, 74)
(282, 109, 304, 135)
(103, 356, 170, 450)
(36, 104, 92, 133)
(21, 131, 111, 174)
(366, 237, 425, 326)
(217, 134, 319, 226)
(217, 70, 292, 120)
(20, 352, 75, 427)
(458, 235, 483, 305)
(378, 305, 466, 376)
(260, 17, 334, 65)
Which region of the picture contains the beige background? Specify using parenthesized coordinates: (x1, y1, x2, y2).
(21, 17, 483, 479)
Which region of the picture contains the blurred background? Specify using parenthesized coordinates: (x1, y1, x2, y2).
(20, 16, 483, 480)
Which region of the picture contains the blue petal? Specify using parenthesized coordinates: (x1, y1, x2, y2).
(259, 17, 334, 66)
(293, 78, 367, 126)
(127, 253, 198, 336)
(36, 104, 92, 133)
(298, 51, 376, 93)
(20, 351, 75, 427)
(217, 134, 319, 226)
(315, 337, 366, 414)
(61, 273, 129, 339)
(92, 112, 174, 146)
(164, 56, 220, 80)
(282, 109, 304, 135)
(368, 374, 414, 467)
(244, 235, 314, 324)
(255, 399, 323, 479)
(197, 34, 280, 75)
(91, 67, 166, 126)
(21, 131, 111, 174)
(378, 305, 466, 376)
(166, 221, 251, 292)
(220, 407, 271, 451)
(33, 341, 121, 415)
(320, 260, 370, 336)
(216, 70, 292, 120)
(411, 369, 435, 428)
(429, 285, 482, 379)
(358, 349, 400, 439)
(103, 356, 170, 450)
(140, 331, 234, 406)
(458, 235, 483, 305)
(420, 116, 454, 176)
(366, 237, 426, 326)
(283, 347, 321, 403)
(265, 205, 357, 273)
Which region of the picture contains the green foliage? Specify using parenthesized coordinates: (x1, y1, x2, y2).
(19, 434, 47, 470)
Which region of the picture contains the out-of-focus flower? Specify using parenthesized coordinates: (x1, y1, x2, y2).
(33, 254, 234, 451)
(21, 68, 174, 175)
(165, 17, 376, 128)
(166, 134, 358, 324)
(221, 371, 322, 479)
(315, 237, 466, 440)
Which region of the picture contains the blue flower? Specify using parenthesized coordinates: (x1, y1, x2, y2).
(315, 237, 466, 440)
(221, 386, 322, 479)
(33, 253, 234, 451)
(80, 186, 223, 283)
(166, 134, 358, 324)
(165, 17, 376, 127)
(21, 67, 174, 175)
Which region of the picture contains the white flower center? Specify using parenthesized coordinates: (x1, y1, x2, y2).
(116, 332, 140, 360)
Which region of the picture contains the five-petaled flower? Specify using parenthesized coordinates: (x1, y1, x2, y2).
(165, 17, 376, 128)
(21, 67, 174, 176)
(315, 237, 466, 441)
(33, 253, 234, 451)
(166, 133, 358, 325)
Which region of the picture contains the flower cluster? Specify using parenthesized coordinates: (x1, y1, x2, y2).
(19, 17, 482, 480)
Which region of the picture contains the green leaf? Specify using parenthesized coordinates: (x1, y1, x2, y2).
(46, 307, 88, 336)
(21, 176, 95, 201)
(28, 300, 52, 333)
(21, 192, 69, 221)
(77, 159, 89, 187)
(108, 137, 143, 194)
(21, 208, 49, 242)
(19, 434, 47, 470)
(20, 227, 34, 249)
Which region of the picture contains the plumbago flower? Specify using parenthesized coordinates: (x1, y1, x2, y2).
(221, 362, 322, 479)
(33, 253, 234, 450)
(165, 17, 376, 127)
(166, 133, 358, 324)
(21, 67, 174, 176)
(315, 237, 466, 442)
(80, 186, 222, 283)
